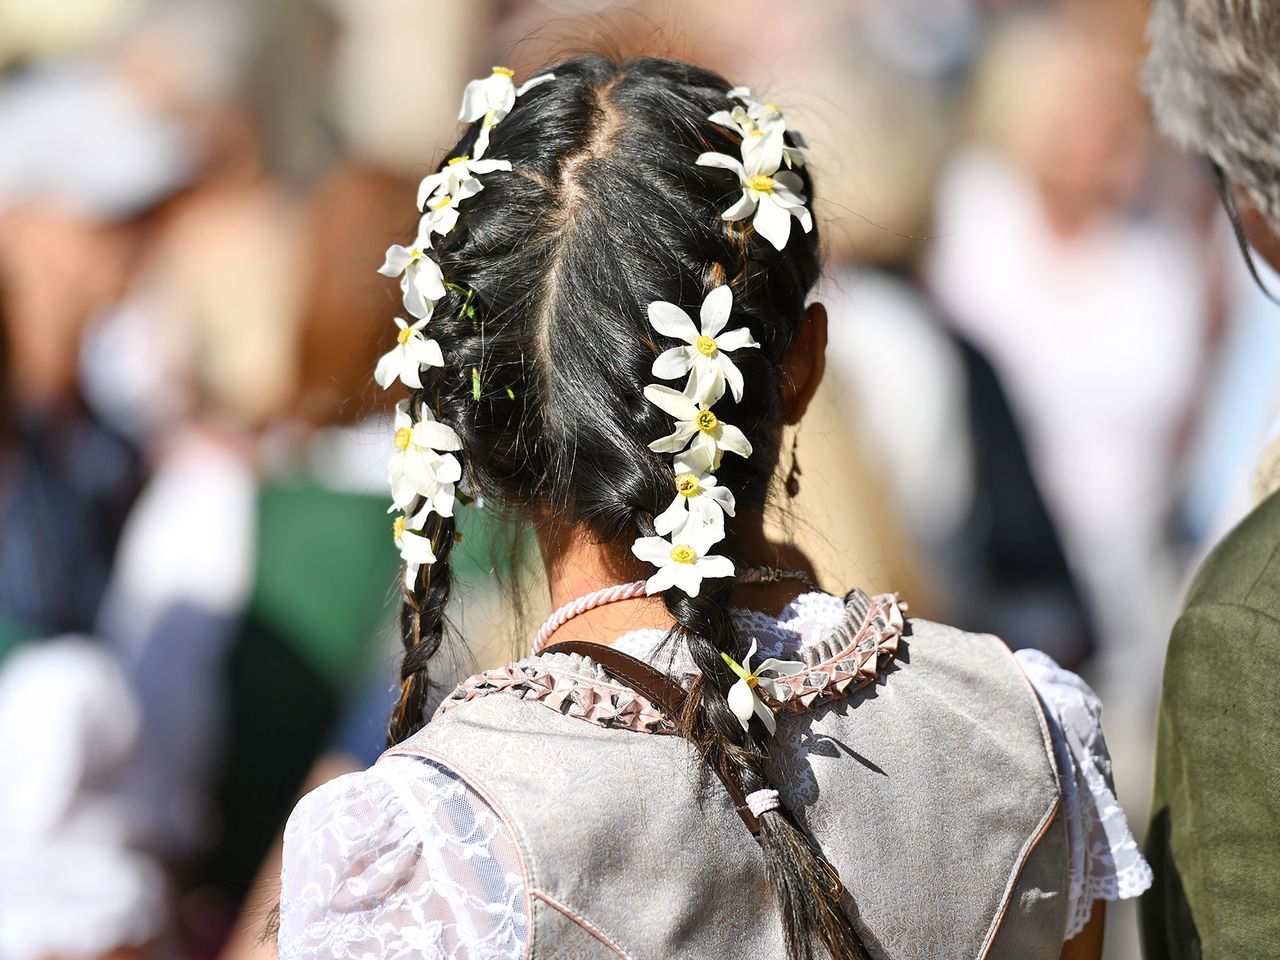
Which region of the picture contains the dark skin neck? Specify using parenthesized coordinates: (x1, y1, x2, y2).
(534, 506, 822, 647)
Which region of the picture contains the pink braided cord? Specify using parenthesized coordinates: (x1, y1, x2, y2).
(533, 580, 649, 653)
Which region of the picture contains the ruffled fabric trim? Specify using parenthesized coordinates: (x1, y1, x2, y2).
(435, 590, 907, 732)
(436, 654, 678, 734)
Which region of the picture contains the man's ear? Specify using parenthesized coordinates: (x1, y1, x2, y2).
(1232, 179, 1280, 275)
(780, 301, 827, 426)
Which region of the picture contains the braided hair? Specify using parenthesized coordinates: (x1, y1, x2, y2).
(385, 56, 868, 960)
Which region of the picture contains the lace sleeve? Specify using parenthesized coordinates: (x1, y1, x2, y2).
(278, 754, 529, 960)
(1015, 648, 1154, 940)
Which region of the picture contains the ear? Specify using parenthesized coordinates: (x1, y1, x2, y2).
(779, 301, 827, 426)
(1232, 179, 1280, 275)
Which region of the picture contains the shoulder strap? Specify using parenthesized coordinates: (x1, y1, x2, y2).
(543, 639, 762, 838)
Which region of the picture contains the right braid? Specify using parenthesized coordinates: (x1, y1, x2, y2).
(660, 557, 871, 960)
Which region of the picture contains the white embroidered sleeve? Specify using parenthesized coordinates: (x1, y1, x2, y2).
(1015, 648, 1154, 939)
(278, 754, 528, 960)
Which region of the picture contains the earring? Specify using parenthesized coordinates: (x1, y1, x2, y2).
(784, 432, 802, 498)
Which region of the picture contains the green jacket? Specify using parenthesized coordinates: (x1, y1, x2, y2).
(1142, 488, 1280, 959)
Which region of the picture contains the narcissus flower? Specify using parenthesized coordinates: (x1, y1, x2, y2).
(378, 237, 446, 319)
(696, 137, 813, 252)
(648, 285, 759, 404)
(394, 514, 437, 590)
(459, 67, 555, 156)
(631, 521, 733, 597)
(374, 317, 445, 390)
(723, 638, 807, 736)
(416, 155, 514, 211)
(387, 401, 463, 516)
(644, 384, 752, 470)
(653, 454, 736, 539)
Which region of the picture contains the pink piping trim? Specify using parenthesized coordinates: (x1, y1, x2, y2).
(380, 743, 539, 960)
(533, 581, 648, 653)
(976, 635, 1070, 959)
(532, 890, 633, 959)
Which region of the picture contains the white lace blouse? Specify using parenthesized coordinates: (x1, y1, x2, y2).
(278, 592, 1152, 959)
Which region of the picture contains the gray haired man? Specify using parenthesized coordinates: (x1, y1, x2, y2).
(1142, 2, 1280, 958)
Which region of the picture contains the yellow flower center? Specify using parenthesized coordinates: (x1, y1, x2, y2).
(394, 426, 412, 450)
(447, 155, 469, 166)
(748, 130, 765, 138)
(670, 544, 697, 564)
(695, 334, 718, 356)
(746, 674, 759, 688)
(675, 472, 701, 497)
(432, 194, 452, 210)
(407, 246, 423, 260)
(748, 174, 775, 193)
(397, 326, 414, 345)
(492, 66, 515, 77)
(393, 516, 406, 540)
(695, 410, 718, 432)
(764, 103, 779, 112)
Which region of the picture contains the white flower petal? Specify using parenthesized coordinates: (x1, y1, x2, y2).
(374, 349, 400, 389)
(719, 354, 744, 404)
(721, 191, 756, 222)
(752, 694, 778, 736)
(695, 554, 734, 583)
(414, 420, 462, 452)
(669, 562, 705, 597)
(469, 158, 512, 175)
(696, 151, 746, 177)
(632, 535, 674, 566)
(715, 423, 754, 460)
(743, 127, 784, 177)
(727, 680, 756, 732)
(647, 301, 699, 341)
(652, 347, 693, 381)
(653, 494, 688, 537)
(379, 245, 412, 278)
(644, 566, 677, 595)
(756, 658, 808, 678)
(643, 383, 700, 421)
(434, 453, 463, 485)
(713, 328, 758, 352)
(409, 337, 445, 369)
(649, 423, 699, 455)
(515, 72, 555, 96)
(752, 196, 792, 251)
(699, 285, 733, 337)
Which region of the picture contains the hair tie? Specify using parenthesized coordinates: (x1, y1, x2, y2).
(745, 788, 781, 817)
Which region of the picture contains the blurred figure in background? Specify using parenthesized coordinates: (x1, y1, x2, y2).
(1141, 0, 1280, 955)
(926, 11, 1213, 703)
(0, 57, 192, 960)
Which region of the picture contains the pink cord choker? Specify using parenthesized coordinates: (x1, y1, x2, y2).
(532, 566, 816, 654)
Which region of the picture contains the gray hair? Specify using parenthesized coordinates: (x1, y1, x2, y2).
(1145, 0, 1280, 227)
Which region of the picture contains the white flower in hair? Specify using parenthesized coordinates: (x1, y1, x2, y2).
(631, 521, 733, 597)
(654, 451, 736, 538)
(649, 285, 759, 404)
(644, 384, 752, 470)
(728, 86, 809, 149)
(459, 66, 555, 157)
(723, 638, 807, 736)
(416, 155, 513, 212)
(374, 317, 445, 390)
(378, 234, 446, 319)
(388, 401, 463, 516)
(394, 514, 437, 590)
(710, 105, 805, 169)
(696, 135, 813, 252)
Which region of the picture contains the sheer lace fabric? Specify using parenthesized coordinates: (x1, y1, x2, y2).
(278, 592, 1150, 958)
(279, 755, 527, 959)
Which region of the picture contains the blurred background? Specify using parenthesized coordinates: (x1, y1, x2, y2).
(1, 0, 1277, 958)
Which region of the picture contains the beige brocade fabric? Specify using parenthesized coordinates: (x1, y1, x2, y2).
(390, 600, 1069, 960)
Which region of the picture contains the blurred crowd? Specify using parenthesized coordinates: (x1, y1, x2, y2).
(1, 1, 1277, 958)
